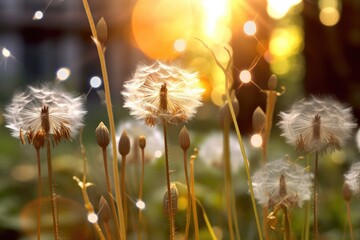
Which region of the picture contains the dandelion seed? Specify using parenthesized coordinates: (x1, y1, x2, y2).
(278, 96, 357, 153)
(3, 84, 86, 146)
(252, 158, 312, 208)
(122, 61, 204, 126)
(344, 162, 360, 197)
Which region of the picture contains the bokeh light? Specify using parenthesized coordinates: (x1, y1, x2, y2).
(269, 26, 303, 58)
(243, 21, 257, 36)
(239, 70, 252, 83)
(33, 11, 44, 20)
(90, 76, 102, 88)
(136, 200, 146, 210)
(56, 67, 71, 81)
(202, 0, 229, 38)
(87, 213, 98, 223)
(2, 47, 10, 58)
(267, 0, 302, 19)
(251, 134, 263, 148)
(319, 7, 340, 26)
(173, 39, 187, 52)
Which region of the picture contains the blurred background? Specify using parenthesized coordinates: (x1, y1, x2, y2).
(0, 0, 359, 239)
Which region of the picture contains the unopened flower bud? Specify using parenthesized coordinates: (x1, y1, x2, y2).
(98, 196, 110, 223)
(95, 122, 110, 148)
(218, 98, 239, 126)
(179, 126, 190, 151)
(118, 130, 130, 156)
(343, 183, 352, 202)
(138, 135, 146, 149)
(163, 183, 178, 216)
(268, 74, 277, 91)
(252, 106, 266, 133)
(96, 17, 108, 45)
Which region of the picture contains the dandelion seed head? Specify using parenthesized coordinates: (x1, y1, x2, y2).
(278, 96, 357, 153)
(122, 61, 204, 126)
(3, 84, 86, 146)
(252, 158, 312, 208)
(344, 162, 360, 197)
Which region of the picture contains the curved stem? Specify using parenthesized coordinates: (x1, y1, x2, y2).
(102, 147, 120, 237)
(183, 149, 191, 240)
(163, 123, 175, 239)
(81, 1, 126, 239)
(35, 148, 42, 240)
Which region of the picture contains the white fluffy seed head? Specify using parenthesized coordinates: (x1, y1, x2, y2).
(3, 84, 86, 145)
(344, 162, 360, 198)
(122, 61, 204, 126)
(252, 158, 313, 208)
(278, 96, 357, 153)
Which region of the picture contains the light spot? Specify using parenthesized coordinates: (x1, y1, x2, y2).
(251, 134, 263, 148)
(33, 11, 44, 20)
(87, 213, 98, 223)
(2, 48, 10, 58)
(11, 165, 36, 182)
(136, 200, 146, 210)
(174, 39, 186, 52)
(56, 67, 71, 81)
(239, 70, 252, 83)
(319, 7, 340, 27)
(90, 76, 102, 88)
(154, 150, 163, 158)
(243, 21, 257, 36)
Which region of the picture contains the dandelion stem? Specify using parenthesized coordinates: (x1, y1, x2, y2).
(345, 200, 354, 240)
(121, 154, 128, 229)
(101, 147, 121, 237)
(196, 198, 218, 240)
(182, 148, 192, 240)
(199, 40, 263, 240)
(138, 146, 145, 240)
(223, 120, 235, 240)
(283, 207, 291, 240)
(45, 135, 60, 240)
(313, 152, 319, 240)
(262, 91, 277, 163)
(302, 156, 311, 240)
(78, 129, 105, 240)
(190, 155, 199, 240)
(35, 148, 42, 240)
(81, 1, 126, 239)
(163, 123, 175, 239)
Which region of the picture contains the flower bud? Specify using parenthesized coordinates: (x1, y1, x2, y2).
(98, 196, 110, 223)
(342, 182, 352, 202)
(252, 106, 266, 133)
(118, 130, 130, 156)
(163, 183, 178, 216)
(95, 122, 110, 148)
(96, 17, 108, 45)
(138, 135, 146, 149)
(179, 126, 190, 151)
(268, 74, 277, 91)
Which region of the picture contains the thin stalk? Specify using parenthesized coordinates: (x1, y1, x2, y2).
(35, 148, 42, 240)
(101, 147, 121, 237)
(345, 201, 354, 240)
(314, 152, 319, 240)
(196, 198, 218, 240)
(262, 91, 277, 162)
(77, 130, 105, 240)
(182, 148, 191, 240)
(200, 41, 263, 240)
(81, 1, 126, 239)
(121, 155, 128, 228)
(223, 120, 235, 240)
(104, 221, 112, 240)
(283, 207, 291, 240)
(301, 155, 311, 240)
(138, 147, 145, 240)
(45, 134, 60, 240)
(263, 207, 270, 240)
(190, 155, 199, 240)
(163, 123, 175, 239)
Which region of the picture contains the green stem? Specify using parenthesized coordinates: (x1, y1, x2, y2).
(190, 155, 199, 240)
(138, 147, 145, 240)
(200, 41, 263, 240)
(45, 135, 60, 240)
(183, 149, 191, 240)
(314, 153, 319, 240)
(121, 155, 128, 229)
(163, 123, 175, 240)
(81, 1, 126, 239)
(102, 147, 120, 237)
(35, 148, 42, 240)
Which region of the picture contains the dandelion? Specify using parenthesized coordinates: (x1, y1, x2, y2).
(344, 162, 360, 197)
(252, 158, 312, 208)
(122, 61, 204, 126)
(278, 96, 356, 153)
(4, 84, 86, 146)
(3, 84, 86, 240)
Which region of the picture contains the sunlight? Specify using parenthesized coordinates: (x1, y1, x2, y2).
(201, 0, 229, 38)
